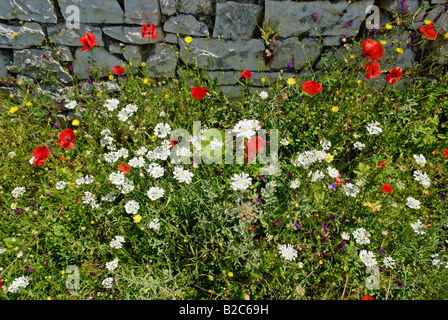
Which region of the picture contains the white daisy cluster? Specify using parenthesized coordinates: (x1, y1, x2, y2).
(102, 277, 115, 288)
(278, 244, 297, 261)
(413, 154, 426, 167)
(342, 183, 359, 197)
(8, 151, 16, 158)
(293, 150, 330, 169)
(146, 163, 164, 178)
(135, 146, 148, 156)
(290, 179, 300, 189)
(82, 191, 99, 209)
(413, 170, 431, 188)
(359, 250, 377, 267)
(259, 91, 268, 99)
(353, 227, 371, 245)
(7, 276, 30, 293)
(108, 171, 134, 194)
(154, 123, 172, 138)
(146, 145, 170, 161)
(104, 98, 120, 112)
(64, 100, 77, 109)
(11, 186, 25, 198)
(102, 147, 129, 164)
(149, 218, 161, 230)
(327, 166, 339, 179)
(110, 235, 125, 249)
(105, 258, 119, 272)
(117, 104, 138, 122)
(75, 175, 94, 185)
(101, 191, 117, 202)
(147, 186, 165, 201)
(320, 139, 331, 151)
(406, 197, 421, 209)
(173, 166, 194, 184)
(411, 219, 426, 235)
(431, 254, 448, 268)
(124, 200, 140, 215)
(128, 156, 146, 168)
(308, 170, 325, 182)
(230, 173, 252, 191)
(232, 119, 261, 139)
(353, 141, 365, 150)
(209, 138, 223, 151)
(55, 181, 66, 190)
(100, 135, 115, 148)
(366, 121, 382, 135)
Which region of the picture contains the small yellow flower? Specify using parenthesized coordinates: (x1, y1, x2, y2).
(47, 297, 52, 300)
(424, 20, 432, 25)
(323, 183, 327, 190)
(350, 54, 355, 59)
(185, 46, 188, 51)
(357, 79, 362, 84)
(164, 93, 170, 99)
(73, 130, 77, 134)
(9, 106, 19, 114)
(185, 36, 193, 43)
(151, 135, 158, 141)
(326, 154, 334, 162)
(12, 32, 18, 38)
(129, 61, 133, 66)
(141, 61, 146, 67)
(72, 119, 80, 126)
(319, 260, 323, 265)
(143, 78, 149, 84)
(385, 23, 392, 30)
(108, 74, 114, 80)
(228, 272, 233, 277)
(444, 32, 448, 40)
(133, 214, 142, 223)
(287, 77, 296, 85)
(44, 276, 48, 279)
(261, 77, 266, 84)
(380, 40, 387, 45)
(26, 101, 32, 107)
(90, 220, 94, 224)
(331, 106, 339, 112)
(96, 92, 101, 98)
(61, 270, 65, 275)
(396, 47, 404, 54)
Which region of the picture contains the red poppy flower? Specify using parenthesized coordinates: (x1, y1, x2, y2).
(244, 136, 266, 162)
(58, 128, 76, 149)
(377, 160, 390, 168)
(32, 145, 49, 166)
(241, 69, 252, 80)
(362, 39, 384, 61)
(419, 23, 437, 40)
(443, 149, 448, 159)
(119, 163, 131, 174)
(362, 61, 381, 79)
(302, 80, 322, 95)
(434, 150, 440, 154)
(191, 86, 207, 100)
(385, 67, 402, 84)
(80, 32, 97, 52)
(60, 156, 65, 164)
(169, 138, 179, 150)
(112, 66, 125, 76)
(142, 24, 157, 39)
(382, 183, 393, 193)
(362, 295, 375, 300)
(0, 278, 2, 289)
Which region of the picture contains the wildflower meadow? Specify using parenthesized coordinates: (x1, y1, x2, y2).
(1, 8, 448, 304)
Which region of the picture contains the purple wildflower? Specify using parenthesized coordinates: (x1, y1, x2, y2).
(339, 241, 346, 250)
(287, 60, 293, 70)
(372, 25, 377, 38)
(66, 290, 72, 297)
(294, 220, 301, 230)
(286, 171, 292, 180)
(322, 222, 328, 234)
(327, 182, 337, 191)
(42, 53, 48, 60)
(25, 265, 35, 272)
(346, 21, 353, 28)
(320, 237, 328, 243)
(20, 108, 26, 113)
(213, 167, 221, 177)
(54, 122, 60, 129)
(69, 66, 73, 74)
(274, 219, 280, 227)
(401, 0, 406, 14)
(86, 77, 93, 84)
(379, 247, 386, 255)
(256, 195, 261, 204)
(259, 175, 264, 181)
(14, 208, 21, 214)
(441, 193, 446, 201)
(395, 279, 405, 288)
(312, 12, 317, 22)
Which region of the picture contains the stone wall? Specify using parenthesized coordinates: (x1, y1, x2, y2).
(0, 0, 447, 98)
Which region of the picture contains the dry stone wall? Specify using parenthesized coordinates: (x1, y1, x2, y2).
(0, 0, 447, 98)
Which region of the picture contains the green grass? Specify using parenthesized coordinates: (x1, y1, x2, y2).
(1, 26, 448, 300)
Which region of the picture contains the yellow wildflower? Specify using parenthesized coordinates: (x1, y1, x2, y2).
(164, 93, 170, 99)
(9, 106, 19, 114)
(396, 47, 404, 54)
(385, 23, 392, 30)
(12, 32, 18, 38)
(380, 40, 387, 45)
(26, 101, 32, 107)
(143, 78, 149, 84)
(326, 154, 333, 162)
(287, 77, 297, 85)
(185, 36, 193, 43)
(141, 61, 146, 67)
(350, 54, 355, 59)
(108, 74, 113, 80)
(331, 106, 339, 112)
(72, 119, 80, 126)
(424, 20, 432, 25)
(228, 272, 233, 277)
(133, 214, 142, 223)
(357, 79, 362, 84)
